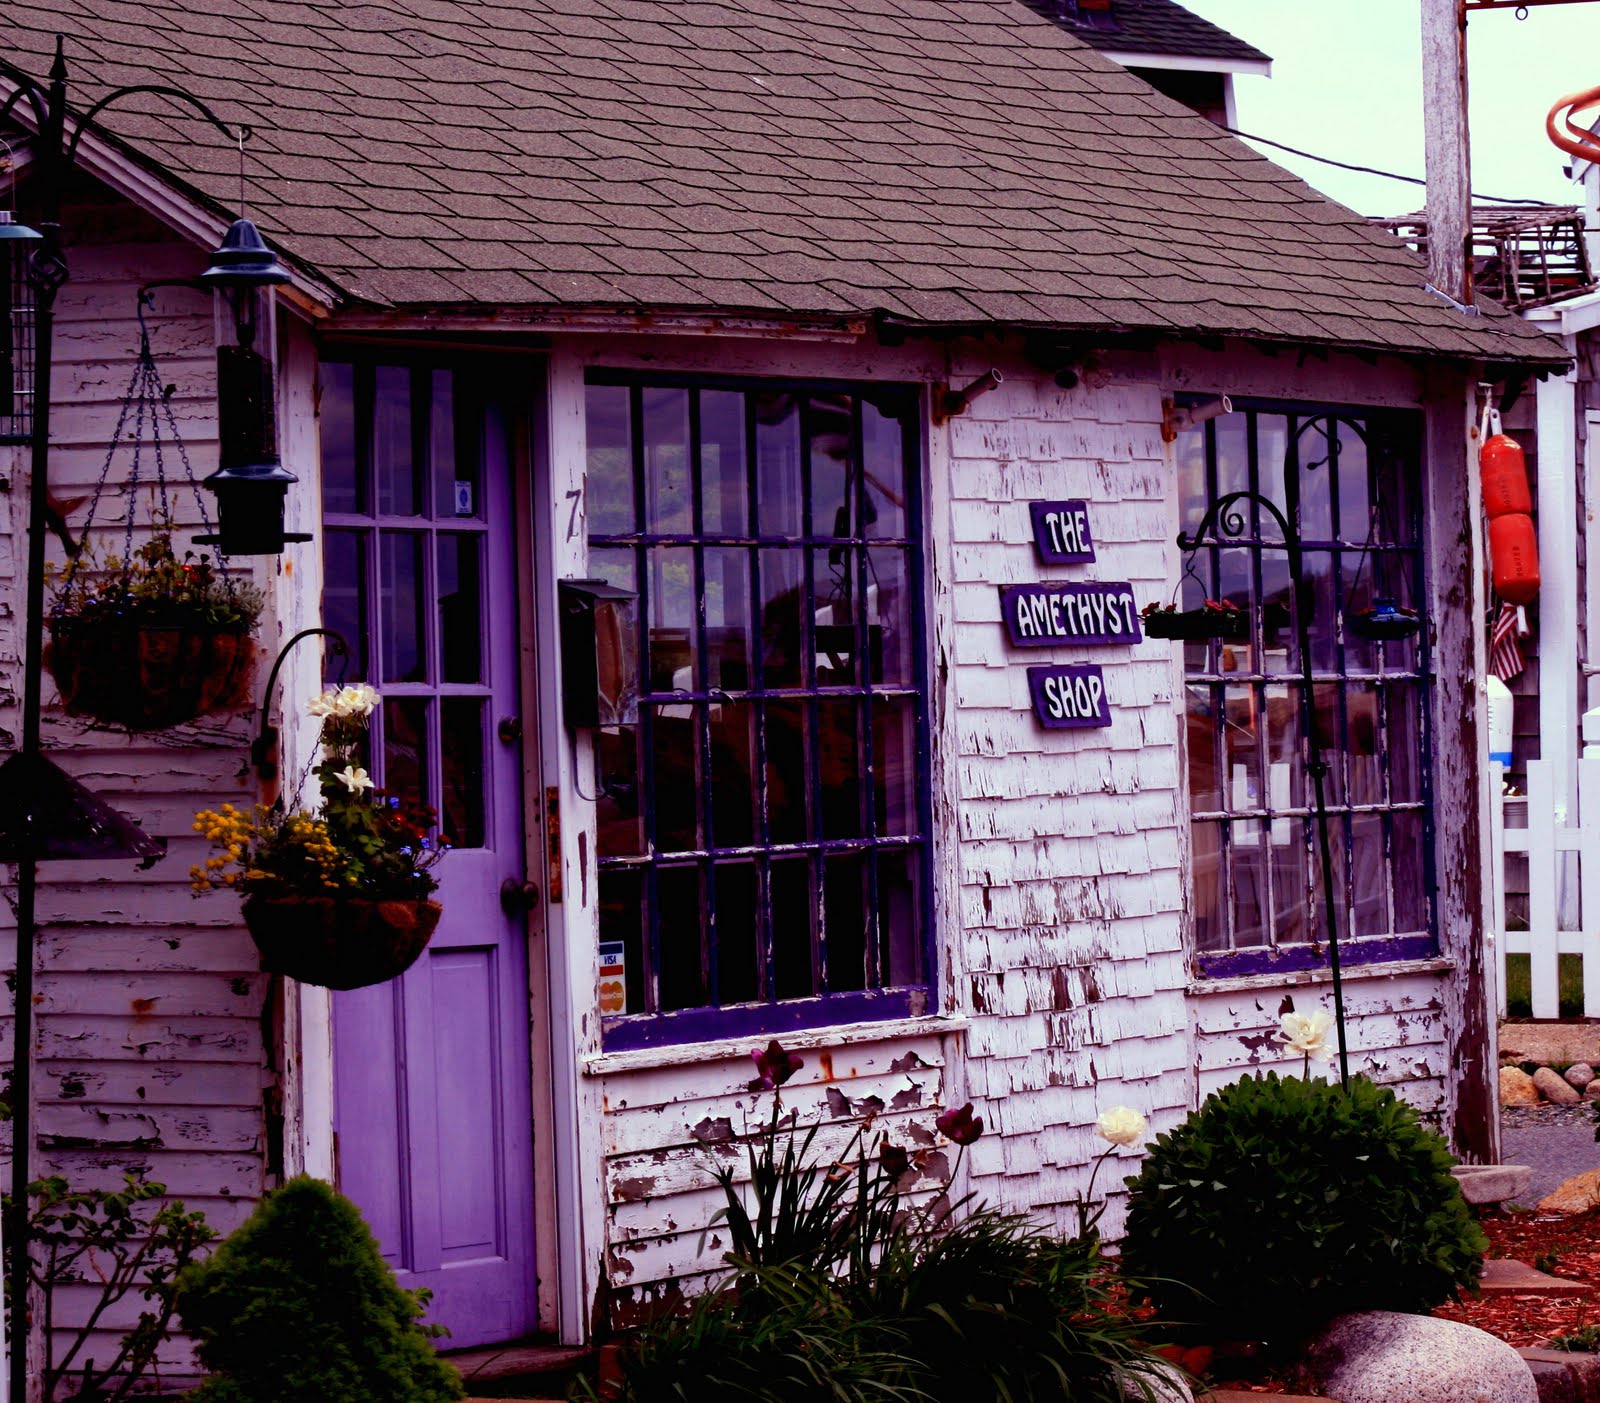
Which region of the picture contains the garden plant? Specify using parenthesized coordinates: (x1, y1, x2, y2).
(588, 1040, 1174, 1403)
(1120, 1024, 1486, 1348)
(176, 1175, 463, 1403)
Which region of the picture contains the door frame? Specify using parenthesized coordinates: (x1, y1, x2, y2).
(277, 336, 576, 1341)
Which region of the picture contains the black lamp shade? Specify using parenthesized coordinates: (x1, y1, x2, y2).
(201, 218, 290, 288)
(195, 463, 311, 557)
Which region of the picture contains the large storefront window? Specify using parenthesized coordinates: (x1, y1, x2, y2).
(586, 377, 932, 1048)
(1178, 404, 1434, 977)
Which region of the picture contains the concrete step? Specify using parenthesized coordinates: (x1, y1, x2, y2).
(1482, 1257, 1595, 1298)
(444, 1340, 594, 1399)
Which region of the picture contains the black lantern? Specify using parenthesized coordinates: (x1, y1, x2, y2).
(0, 209, 43, 444)
(194, 217, 310, 555)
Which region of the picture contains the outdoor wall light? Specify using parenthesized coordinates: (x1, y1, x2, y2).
(931, 368, 1004, 425)
(194, 217, 309, 556)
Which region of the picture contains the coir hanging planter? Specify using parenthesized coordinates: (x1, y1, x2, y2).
(44, 292, 262, 730)
(1141, 601, 1248, 641)
(243, 896, 442, 991)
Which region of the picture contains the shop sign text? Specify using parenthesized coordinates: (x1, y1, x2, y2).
(1027, 665, 1111, 729)
(1029, 500, 1095, 564)
(999, 582, 1142, 647)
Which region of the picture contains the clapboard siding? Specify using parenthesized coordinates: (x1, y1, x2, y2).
(1, 198, 271, 1385)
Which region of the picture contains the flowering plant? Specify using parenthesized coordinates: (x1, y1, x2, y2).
(191, 684, 446, 902)
(1140, 598, 1240, 619)
(1276, 1007, 1335, 1074)
(51, 526, 262, 634)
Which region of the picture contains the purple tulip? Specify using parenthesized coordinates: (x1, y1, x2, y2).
(879, 1142, 911, 1179)
(935, 1102, 984, 1145)
(748, 1038, 804, 1092)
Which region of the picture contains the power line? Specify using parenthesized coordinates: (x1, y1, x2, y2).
(1222, 124, 1548, 205)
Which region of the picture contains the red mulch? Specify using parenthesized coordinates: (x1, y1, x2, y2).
(1431, 1207, 1600, 1348)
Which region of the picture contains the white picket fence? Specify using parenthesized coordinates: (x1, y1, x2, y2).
(1492, 757, 1600, 1018)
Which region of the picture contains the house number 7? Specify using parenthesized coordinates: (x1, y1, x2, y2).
(565, 488, 582, 541)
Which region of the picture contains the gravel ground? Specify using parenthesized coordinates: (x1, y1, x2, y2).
(1501, 1104, 1600, 1207)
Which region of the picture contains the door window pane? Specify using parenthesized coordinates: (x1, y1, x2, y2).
(437, 535, 483, 684)
(321, 362, 362, 514)
(441, 698, 486, 849)
(380, 533, 426, 684)
(374, 366, 418, 516)
(323, 529, 369, 682)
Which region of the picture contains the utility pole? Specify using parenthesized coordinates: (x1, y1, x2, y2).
(1420, 0, 1472, 303)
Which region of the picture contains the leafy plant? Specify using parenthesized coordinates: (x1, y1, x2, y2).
(588, 1042, 1175, 1403)
(1120, 1072, 1487, 1344)
(191, 685, 447, 902)
(176, 1175, 463, 1403)
(1549, 1323, 1600, 1352)
(50, 527, 262, 633)
(3, 1172, 216, 1403)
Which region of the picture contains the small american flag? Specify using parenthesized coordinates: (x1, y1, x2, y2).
(1490, 602, 1528, 682)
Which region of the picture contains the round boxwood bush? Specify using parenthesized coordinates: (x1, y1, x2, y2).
(1119, 1072, 1486, 1342)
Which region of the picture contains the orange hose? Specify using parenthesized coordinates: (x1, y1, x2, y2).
(1547, 84, 1600, 162)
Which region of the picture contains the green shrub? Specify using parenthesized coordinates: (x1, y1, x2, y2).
(176, 1176, 463, 1403)
(1119, 1072, 1486, 1343)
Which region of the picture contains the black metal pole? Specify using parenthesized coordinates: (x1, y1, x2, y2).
(1179, 489, 1350, 1087)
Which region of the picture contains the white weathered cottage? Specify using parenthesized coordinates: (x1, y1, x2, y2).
(0, 0, 1569, 1375)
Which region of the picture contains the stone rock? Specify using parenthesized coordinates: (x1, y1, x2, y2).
(1586, 1080, 1600, 1102)
(1536, 1067, 1583, 1105)
(1568, 1064, 1596, 1089)
(1502, 1066, 1541, 1106)
(1452, 1163, 1533, 1205)
(1539, 1168, 1600, 1215)
(1300, 1311, 1537, 1403)
(1118, 1357, 1190, 1403)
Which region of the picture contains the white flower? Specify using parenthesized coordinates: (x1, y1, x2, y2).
(1095, 1106, 1147, 1148)
(334, 765, 375, 795)
(307, 691, 336, 718)
(1277, 1009, 1335, 1062)
(332, 684, 381, 718)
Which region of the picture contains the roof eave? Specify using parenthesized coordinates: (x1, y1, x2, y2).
(1103, 50, 1272, 77)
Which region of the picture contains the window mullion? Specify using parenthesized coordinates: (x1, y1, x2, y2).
(631, 386, 663, 1017)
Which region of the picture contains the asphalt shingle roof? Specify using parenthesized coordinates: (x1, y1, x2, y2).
(0, 0, 1565, 366)
(1018, 0, 1271, 67)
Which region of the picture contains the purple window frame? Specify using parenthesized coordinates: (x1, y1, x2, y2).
(1178, 400, 1438, 980)
(586, 373, 937, 1050)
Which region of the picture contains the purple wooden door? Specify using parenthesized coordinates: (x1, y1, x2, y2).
(321, 363, 538, 1347)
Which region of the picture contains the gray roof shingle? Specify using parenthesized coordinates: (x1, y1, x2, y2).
(0, 0, 1563, 366)
(1018, 0, 1271, 66)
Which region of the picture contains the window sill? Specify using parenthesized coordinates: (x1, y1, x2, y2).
(583, 1013, 970, 1077)
(1187, 956, 1455, 997)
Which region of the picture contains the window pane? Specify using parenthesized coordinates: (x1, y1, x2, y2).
(1223, 685, 1260, 814)
(1392, 809, 1429, 932)
(321, 362, 361, 514)
(872, 698, 919, 837)
(819, 700, 863, 840)
(374, 366, 417, 516)
(1351, 810, 1389, 937)
(433, 369, 482, 520)
(643, 386, 692, 535)
(1334, 420, 1371, 544)
(596, 726, 644, 859)
(809, 392, 855, 538)
(705, 547, 752, 691)
(765, 700, 810, 844)
(1185, 686, 1221, 812)
(814, 547, 859, 686)
(599, 869, 646, 1016)
(383, 696, 429, 807)
(1270, 817, 1309, 947)
(1388, 682, 1423, 804)
(437, 534, 483, 684)
(708, 699, 757, 848)
(658, 865, 707, 1012)
(824, 853, 869, 993)
(714, 861, 761, 1004)
(770, 857, 815, 999)
(760, 548, 807, 688)
(648, 547, 696, 692)
(700, 390, 748, 536)
(323, 529, 368, 681)
(1264, 684, 1303, 811)
(877, 849, 922, 986)
(1346, 682, 1382, 806)
(379, 532, 426, 683)
(441, 698, 485, 849)
(650, 704, 701, 853)
(868, 548, 913, 685)
(755, 392, 802, 537)
(863, 398, 907, 539)
(1192, 821, 1225, 951)
(587, 384, 635, 536)
(1230, 826, 1268, 949)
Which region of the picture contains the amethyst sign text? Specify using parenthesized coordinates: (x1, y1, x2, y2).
(1027, 665, 1111, 729)
(998, 582, 1142, 646)
(1029, 500, 1095, 563)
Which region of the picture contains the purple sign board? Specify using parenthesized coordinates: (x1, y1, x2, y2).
(1029, 500, 1095, 564)
(1027, 665, 1111, 729)
(998, 582, 1142, 647)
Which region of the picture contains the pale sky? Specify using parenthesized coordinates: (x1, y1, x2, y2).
(1179, 0, 1600, 217)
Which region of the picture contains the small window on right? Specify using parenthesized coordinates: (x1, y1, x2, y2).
(1175, 403, 1435, 978)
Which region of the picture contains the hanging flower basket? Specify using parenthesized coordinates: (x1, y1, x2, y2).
(1142, 601, 1248, 641)
(1347, 597, 1421, 642)
(47, 613, 255, 731)
(243, 895, 442, 991)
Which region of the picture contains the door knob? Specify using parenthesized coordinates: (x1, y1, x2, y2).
(500, 878, 541, 915)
